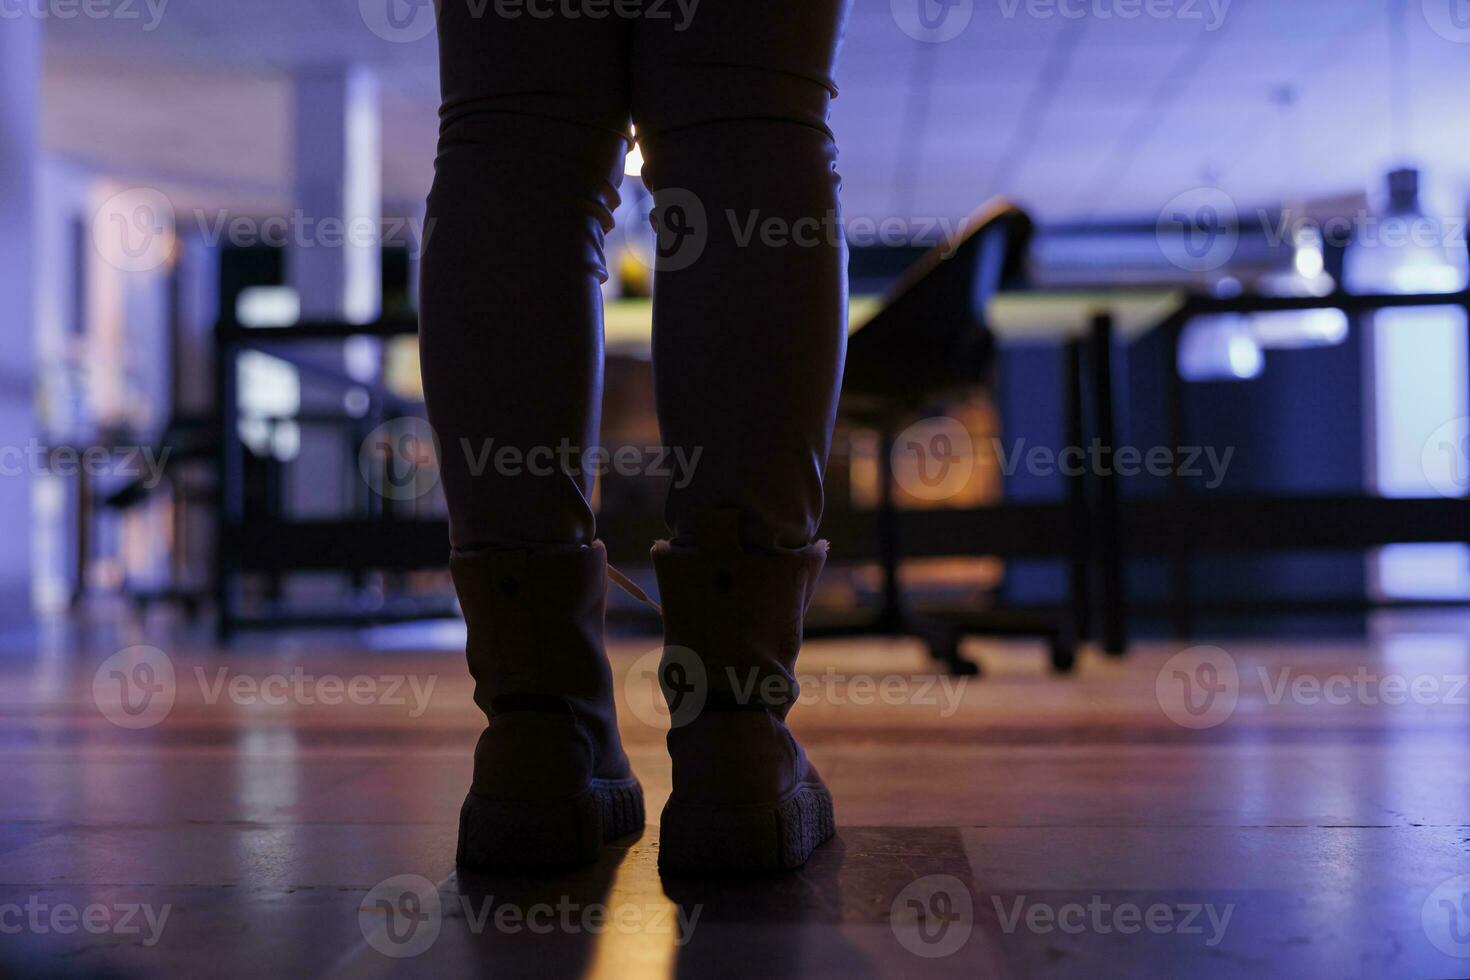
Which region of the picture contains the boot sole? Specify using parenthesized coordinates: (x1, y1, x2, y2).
(456, 777, 644, 872)
(657, 781, 835, 875)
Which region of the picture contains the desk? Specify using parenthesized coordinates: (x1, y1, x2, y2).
(984, 289, 1187, 655)
(214, 287, 1470, 639)
(985, 287, 1470, 640)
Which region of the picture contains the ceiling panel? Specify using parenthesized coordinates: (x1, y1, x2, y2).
(36, 0, 1470, 224)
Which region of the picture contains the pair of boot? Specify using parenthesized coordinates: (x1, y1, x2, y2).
(450, 518, 833, 875)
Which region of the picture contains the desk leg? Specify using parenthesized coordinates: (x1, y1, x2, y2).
(72, 462, 91, 608)
(1164, 320, 1194, 639)
(215, 338, 240, 642)
(1091, 313, 1127, 656)
(1064, 339, 1093, 645)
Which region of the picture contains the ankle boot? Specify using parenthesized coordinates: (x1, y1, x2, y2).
(450, 541, 644, 871)
(651, 519, 835, 874)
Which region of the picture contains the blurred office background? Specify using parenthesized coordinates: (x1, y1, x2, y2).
(7, 3, 1470, 976)
(4, 0, 1469, 645)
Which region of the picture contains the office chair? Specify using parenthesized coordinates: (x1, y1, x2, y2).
(808, 200, 1081, 675)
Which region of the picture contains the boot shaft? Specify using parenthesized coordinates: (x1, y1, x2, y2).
(651, 516, 827, 720)
(448, 541, 630, 783)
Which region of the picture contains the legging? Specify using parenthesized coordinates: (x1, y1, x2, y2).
(419, 0, 850, 554)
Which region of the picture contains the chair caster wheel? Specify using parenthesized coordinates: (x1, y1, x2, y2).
(950, 658, 981, 677)
(1049, 637, 1077, 674)
(926, 633, 980, 676)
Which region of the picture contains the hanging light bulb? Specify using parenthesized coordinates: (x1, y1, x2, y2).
(1247, 86, 1349, 349)
(1249, 222, 1349, 348)
(1348, 167, 1470, 600)
(1349, 0, 1470, 600)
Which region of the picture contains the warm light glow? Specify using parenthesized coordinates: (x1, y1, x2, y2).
(625, 126, 644, 177)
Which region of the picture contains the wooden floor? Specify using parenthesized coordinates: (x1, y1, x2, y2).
(3, 610, 1469, 978)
